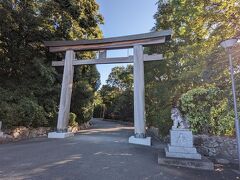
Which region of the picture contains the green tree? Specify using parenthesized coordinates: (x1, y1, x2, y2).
(99, 65, 134, 121)
(144, 0, 240, 136)
(180, 86, 236, 136)
(107, 65, 133, 91)
(71, 64, 101, 123)
(0, 0, 103, 128)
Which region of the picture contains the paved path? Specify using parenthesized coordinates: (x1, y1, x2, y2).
(0, 119, 239, 180)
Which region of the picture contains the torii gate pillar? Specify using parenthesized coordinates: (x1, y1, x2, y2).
(48, 50, 75, 138)
(128, 45, 151, 146)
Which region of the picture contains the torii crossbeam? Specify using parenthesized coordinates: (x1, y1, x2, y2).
(44, 30, 172, 146)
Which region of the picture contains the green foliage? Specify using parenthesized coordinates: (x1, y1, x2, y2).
(93, 104, 105, 118)
(144, 0, 240, 136)
(71, 81, 95, 123)
(180, 87, 235, 136)
(106, 65, 133, 91)
(0, 87, 48, 128)
(144, 60, 177, 137)
(210, 101, 235, 136)
(99, 65, 134, 121)
(69, 113, 78, 127)
(0, 0, 103, 128)
(92, 91, 105, 118)
(71, 65, 101, 123)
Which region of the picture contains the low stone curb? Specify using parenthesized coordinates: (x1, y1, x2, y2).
(0, 121, 92, 144)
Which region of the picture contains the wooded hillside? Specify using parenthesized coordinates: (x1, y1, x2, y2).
(0, 0, 103, 129)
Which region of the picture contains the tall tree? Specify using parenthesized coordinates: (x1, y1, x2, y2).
(144, 0, 240, 136)
(0, 0, 103, 128)
(99, 65, 134, 121)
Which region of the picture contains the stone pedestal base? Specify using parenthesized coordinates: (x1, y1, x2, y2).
(128, 136, 151, 146)
(165, 146, 201, 159)
(158, 152, 214, 170)
(165, 129, 201, 159)
(48, 132, 74, 138)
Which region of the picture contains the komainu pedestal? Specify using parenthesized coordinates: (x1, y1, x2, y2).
(165, 129, 201, 159)
(165, 108, 201, 159)
(159, 108, 214, 170)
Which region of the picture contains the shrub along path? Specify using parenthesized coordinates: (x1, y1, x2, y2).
(0, 119, 238, 180)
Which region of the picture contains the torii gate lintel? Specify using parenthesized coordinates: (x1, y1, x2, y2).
(45, 30, 172, 146)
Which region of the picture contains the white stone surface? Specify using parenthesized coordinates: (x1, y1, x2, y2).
(128, 136, 151, 146)
(57, 50, 75, 131)
(48, 132, 74, 138)
(0, 132, 3, 137)
(165, 147, 201, 159)
(158, 153, 213, 170)
(166, 129, 201, 160)
(170, 130, 193, 147)
(167, 144, 197, 154)
(133, 45, 146, 136)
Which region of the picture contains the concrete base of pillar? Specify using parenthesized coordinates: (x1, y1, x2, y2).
(128, 136, 151, 146)
(48, 132, 74, 138)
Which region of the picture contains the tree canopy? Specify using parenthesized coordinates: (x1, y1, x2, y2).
(97, 0, 240, 136)
(0, 0, 103, 128)
(95, 65, 134, 121)
(144, 0, 240, 136)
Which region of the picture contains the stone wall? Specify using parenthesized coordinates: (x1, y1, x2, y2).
(0, 127, 50, 143)
(194, 135, 237, 161)
(147, 126, 160, 140)
(0, 121, 92, 143)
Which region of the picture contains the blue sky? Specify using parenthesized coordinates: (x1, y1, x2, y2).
(95, 0, 158, 87)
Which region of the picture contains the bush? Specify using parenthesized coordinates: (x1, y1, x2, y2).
(0, 85, 58, 129)
(112, 90, 133, 121)
(146, 105, 172, 137)
(0, 97, 47, 129)
(71, 81, 95, 124)
(180, 86, 235, 136)
(69, 113, 78, 127)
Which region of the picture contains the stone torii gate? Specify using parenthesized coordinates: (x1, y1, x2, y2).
(44, 30, 172, 146)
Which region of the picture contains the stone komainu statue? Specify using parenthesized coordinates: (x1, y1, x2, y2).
(171, 108, 189, 130)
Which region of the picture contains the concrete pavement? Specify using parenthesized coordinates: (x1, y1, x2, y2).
(0, 119, 239, 180)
